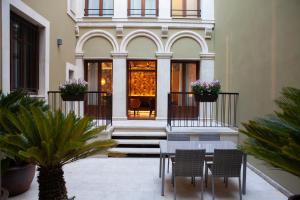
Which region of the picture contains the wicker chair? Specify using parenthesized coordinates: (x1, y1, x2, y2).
(205, 149, 243, 200)
(172, 149, 206, 200)
(167, 134, 190, 173)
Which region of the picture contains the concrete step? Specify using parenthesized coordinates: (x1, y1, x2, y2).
(115, 139, 162, 145)
(112, 131, 167, 140)
(109, 147, 160, 157)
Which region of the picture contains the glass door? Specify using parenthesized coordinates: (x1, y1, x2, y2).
(84, 60, 112, 118)
(127, 60, 156, 119)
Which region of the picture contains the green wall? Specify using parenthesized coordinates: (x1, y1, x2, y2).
(215, 0, 300, 194)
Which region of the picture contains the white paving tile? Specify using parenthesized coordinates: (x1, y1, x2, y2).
(9, 158, 287, 200)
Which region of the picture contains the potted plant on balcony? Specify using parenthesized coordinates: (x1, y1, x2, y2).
(240, 87, 300, 200)
(191, 80, 221, 102)
(59, 79, 88, 101)
(0, 90, 48, 197)
(0, 106, 116, 200)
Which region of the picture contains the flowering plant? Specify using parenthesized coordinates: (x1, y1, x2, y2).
(59, 79, 88, 96)
(191, 80, 221, 95)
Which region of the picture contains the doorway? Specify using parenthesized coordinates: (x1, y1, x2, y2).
(84, 60, 112, 118)
(127, 60, 157, 119)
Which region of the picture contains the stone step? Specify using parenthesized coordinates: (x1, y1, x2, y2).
(112, 131, 167, 140)
(115, 139, 162, 148)
(109, 147, 160, 157)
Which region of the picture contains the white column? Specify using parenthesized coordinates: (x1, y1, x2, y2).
(159, 0, 171, 20)
(1, 0, 10, 94)
(200, 54, 215, 81)
(113, 0, 127, 19)
(201, 0, 214, 21)
(75, 53, 85, 79)
(112, 53, 128, 120)
(156, 53, 172, 120)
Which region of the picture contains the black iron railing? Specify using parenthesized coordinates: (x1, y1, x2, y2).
(171, 9, 201, 17)
(48, 91, 112, 128)
(128, 9, 158, 17)
(84, 9, 114, 16)
(167, 92, 239, 128)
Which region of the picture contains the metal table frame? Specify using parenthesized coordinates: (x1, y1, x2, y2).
(159, 141, 247, 196)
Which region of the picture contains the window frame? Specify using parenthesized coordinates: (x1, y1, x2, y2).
(84, 0, 114, 17)
(10, 12, 39, 94)
(127, 0, 159, 17)
(171, 0, 201, 18)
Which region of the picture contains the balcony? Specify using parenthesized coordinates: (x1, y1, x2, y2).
(84, 9, 114, 17)
(171, 9, 201, 18)
(167, 92, 239, 129)
(47, 91, 112, 127)
(127, 9, 158, 17)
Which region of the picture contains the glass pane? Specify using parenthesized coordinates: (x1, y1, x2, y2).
(186, 0, 198, 17)
(100, 62, 112, 93)
(185, 63, 197, 92)
(172, 0, 183, 16)
(88, 0, 100, 15)
(130, 0, 142, 16)
(145, 0, 156, 16)
(87, 62, 98, 105)
(103, 0, 113, 16)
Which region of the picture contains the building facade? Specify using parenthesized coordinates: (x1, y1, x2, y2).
(1, 0, 216, 121)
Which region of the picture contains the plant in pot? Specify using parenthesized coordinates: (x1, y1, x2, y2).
(0, 106, 116, 200)
(191, 80, 221, 102)
(59, 79, 88, 101)
(0, 90, 48, 197)
(240, 87, 300, 200)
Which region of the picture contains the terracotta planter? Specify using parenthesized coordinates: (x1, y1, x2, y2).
(2, 164, 36, 197)
(61, 94, 85, 101)
(194, 93, 218, 102)
(289, 195, 300, 200)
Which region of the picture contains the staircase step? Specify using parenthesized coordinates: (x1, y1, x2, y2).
(112, 131, 166, 139)
(109, 147, 160, 157)
(115, 139, 162, 148)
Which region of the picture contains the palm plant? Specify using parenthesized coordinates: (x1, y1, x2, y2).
(240, 87, 300, 177)
(0, 106, 116, 200)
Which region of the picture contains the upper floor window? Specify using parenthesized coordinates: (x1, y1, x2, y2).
(10, 13, 39, 93)
(84, 0, 114, 16)
(171, 0, 200, 17)
(128, 0, 158, 17)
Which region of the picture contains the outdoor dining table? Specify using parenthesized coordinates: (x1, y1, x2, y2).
(159, 140, 247, 196)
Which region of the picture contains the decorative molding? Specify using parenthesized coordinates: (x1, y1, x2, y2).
(165, 30, 209, 53)
(75, 29, 119, 53)
(205, 27, 213, 39)
(75, 52, 84, 58)
(116, 24, 124, 38)
(120, 30, 164, 53)
(75, 25, 80, 37)
(111, 52, 128, 58)
(156, 52, 173, 59)
(161, 26, 168, 38)
(200, 53, 215, 60)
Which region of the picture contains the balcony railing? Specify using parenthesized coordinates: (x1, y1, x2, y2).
(48, 91, 112, 128)
(84, 9, 114, 16)
(167, 92, 239, 129)
(127, 9, 158, 17)
(171, 9, 201, 17)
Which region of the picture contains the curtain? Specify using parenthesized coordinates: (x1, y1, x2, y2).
(87, 63, 98, 105)
(131, 0, 142, 16)
(186, 0, 198, 17)
(88, 0, 99, 15)
(172, 0, 183, 16)
(145, 0, 156, 16)
(103, 0, 114, 16)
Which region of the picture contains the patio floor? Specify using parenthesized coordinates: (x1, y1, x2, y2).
(9, 158, 287, 200)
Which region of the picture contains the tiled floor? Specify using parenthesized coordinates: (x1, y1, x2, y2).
(9, 158, 287, 200)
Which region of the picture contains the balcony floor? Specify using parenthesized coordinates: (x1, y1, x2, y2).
(9, 158, 287, 200)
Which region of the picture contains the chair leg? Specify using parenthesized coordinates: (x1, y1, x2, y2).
(238, 177, 242, 200)
(174, 176, 176, 200)
(225, 177, 228, 188)
(205, 165, 208, 188)
(167, 157, 170, 173)
(201, 176, 204, 200)
(172, 167, 174, 186)
(212, 176, 215, 200)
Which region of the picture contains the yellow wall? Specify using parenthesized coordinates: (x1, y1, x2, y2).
(215, 0, 300, 194)
(22, 0, 76, 90)
(171, 38, 202, 59)
(127, 37, 157, 59)
(83, 37, 113, 58)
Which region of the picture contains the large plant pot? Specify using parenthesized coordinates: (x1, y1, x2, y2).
(2, 164, 36, 197)
(289, 195, 300, 200)
(61, 94, 85, 101)
(194, 93, 218, 102)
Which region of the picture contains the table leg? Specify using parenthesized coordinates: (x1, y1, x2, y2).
(242, 154, 247, 195)
(161, 156, 165, 196)
(159, 153, 162, 178)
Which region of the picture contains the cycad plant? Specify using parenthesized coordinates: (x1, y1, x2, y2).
(240, 87, 300, 177)
(0, 106, 116, 200)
